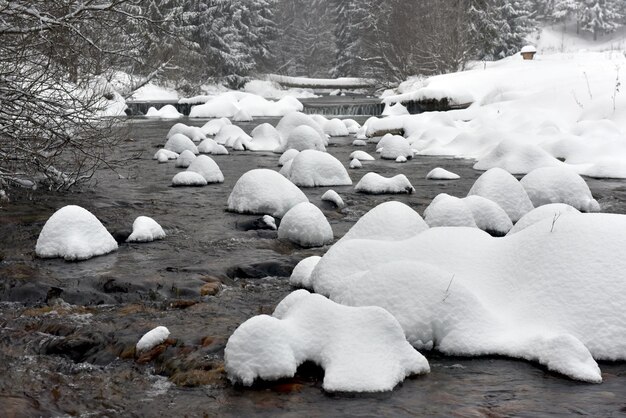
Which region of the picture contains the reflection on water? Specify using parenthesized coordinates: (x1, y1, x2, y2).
(1, 117, 625, 417)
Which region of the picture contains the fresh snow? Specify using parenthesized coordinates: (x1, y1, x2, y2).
(349, 150, 375, 161)
(324, 118, 349, 137)
(127, 216, 166, 243)
(278, 149, 300, 166)
(36, 205, 118, 261)
(228, 169, 309, 217)
(508, 203, 580, 235)
(427, 167, 460, 180)
(136, 326, 170, 352)
(355, 173, 415, 194)
(187, 155, 224, 183)
(171, 171, 208, 187)
(290, 256, 322, 288)
(167, 123, 206, 143)
(225, 290, 429, 392)
(247, 123, 282, 152)
(321, 190, 345, 208)
(145, 105, 182, 119)
(350, 159, 362, 169)
(164, 133, 199, 155)
(282, 150, 352, 187)
(201, 118, 231, 136)
(283, 125, 327, 152)
(277, 202, 333, 247)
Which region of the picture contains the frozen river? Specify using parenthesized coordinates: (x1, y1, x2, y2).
(1, 117, 625, 417)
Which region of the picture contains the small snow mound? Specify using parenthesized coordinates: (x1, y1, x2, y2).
(201, 118, 231, 136)
(352, 140, 367, 146)
(350, 150, 375, 161)
(215, 125, 251, 148)
(427, 167, 460, 180)
(228, 169, 309, 217)
(187, 155, 224, 183)
(137, 326, 170, 352)
(276, 112, 326, 147)
(278, 149, 299, 166)
(378, 135, 413, 160)
(127, 216, 166, 243)
(395, 156, 407, 163)
(473, 139, 562, 174)
(278, 203, 333, 247)
(343, 119, 361, 134)
(283, 150, 352, 187)
(224, 290, 429, 392)
(145, 105, 182, 119)
(424, 194, 477, 228)
(175, 150, 196, 168)
(284, 125, 327, 152)
(167, 123, 206, 142)
(248, 123, 281, 152)
(350, 159, 362, 169)
(164, 133, 199, 155)
(342, 201, 429, 242)
(355, 173, 415, 194)
(197, 138, 218, 154)
(321, 190, 345, 208)
(463, 195, 513, 236)
(324, 118, 349, 136)
(382, 102, 409, 116)
(262, 215, 277, 230)
(233, 108, 253, 122)
(290, 256, 322, 288)
(171, 171, 208, 187)
(153, 149, 178, 163)
(36, 205, 118, 261)
(508, 203, 581, 235)
(468, 168, 534, 222)
(520, 167, 600, 212)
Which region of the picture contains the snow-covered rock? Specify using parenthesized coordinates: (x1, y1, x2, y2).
(473, 139, 562, 174)
(324, 118, 349, 136)
(189, 98, 239, 118)
(349, 150, 375, 161)
(145, 105, 182, 119)
(275, 112, 326, 149)
(424, 194, 477, 228)
(508, 203, 581, 235)
(225, 290, 429, 392)
(278, 202, 333, 247)
(262, 215, 277, 230)
(343, 119, 361, 134)
(247, 123, 282, 152)
(35, 205, 118, 261)
(426, 167, 460, 180)
(228, 169, 309, 217)
(382, 102, 409, 116)
(467, 168, 534, 222)
(215, 125, 251, 148)
(378, 135, 413, 160)
(164, 133, 199, 155)
(187, 155, 224, 183)
(321, 190, 344, 208)
(201, 118, 231, 136)
(463, 195, 513, 236)
(308, 212, 626, 383)
(127, 216, 166, 243)
(197, 138, 218, 154)
(278, 149, 299, 166)
(520, 167, 600, 212)
(175, 150, 196, 168)
(350, 159, 362, 169)
(395, 156, 407, 163)
(166, 123, 206, 142)
(233, 108, 253, 122)
(342, 201, 429, 242)
(136, 326, 170, 352)
(290, 256, 322, 288)
(352, 140, 367, 146)
(355, 173, 415, 194)
(283, 125, 327, 152)
(282, 150, 351, 187)
(171, 171, 208, 187)
(210, 144, 229, 155)
(153, 149, 178, 162)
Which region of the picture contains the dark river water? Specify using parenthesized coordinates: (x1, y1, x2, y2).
(1, 117, 626, 417)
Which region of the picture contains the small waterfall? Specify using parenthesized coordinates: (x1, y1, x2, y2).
(302, 102, 385, 116)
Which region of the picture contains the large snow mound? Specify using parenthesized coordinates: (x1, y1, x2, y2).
(275, 112, 326, 150)
(127, 216, 166, 243)
(520, 167, 600, 212)
(247, 123, 282, 152)
(473, 138, 562, 174)
(225, 290, 429, 392)
(355, 173, 415, 194)
(278, 202, 333, 247)
(283, 125, 327, 152)
(228, 169, 309, 217)
(468, 168, 534, 222)
(308, 212, 626, 383)
(282, 150, 352, 187)
(508, 203, 580, 235)
(36, 205, 118, 261)
(187, 155, 224, 183)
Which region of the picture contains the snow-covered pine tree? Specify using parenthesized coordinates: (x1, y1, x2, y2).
(579, 0, 624, 40)
(492, 0, 537, 58)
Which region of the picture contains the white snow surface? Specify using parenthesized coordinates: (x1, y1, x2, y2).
(283, 125, 327, 152)
(127, 216, 166, 243)
(197, 138, 218, 154)
(225, 290, 429, 392)
(321, 190, 345, 208)
(427, 167, 460, 180)
(308, 212, 626, 383)
(35, 205, 118, 261)
(278, 202, 333, 247)
(355, 173, 415, 194)
(343, 119, 361, 134)
(233, 108, 253, 122)
(349, 150, 375, 161)
(275, 112, 326, 151)
(468, 168, 534, 222)
(188, 92, 302, 118)
(508, 203, 580, 235)
(324, 118, 349, 136)
(145, 105, 182, 119)
(350, 159, 362, 169)
(289, 256, 322, 288)
(352, 140, 367, 146)
(201, 118, 231, 136)
(215, 125, 251, 148)
(278, 149, 299, 166)
(153, 149, 178, 163)
(164, 133, 199, 155)
(247, 123, 282, 152)
(171, 171, 208, 187)
(166, 123, 206, 143)
(282, 150, 352, 187)
(520, 167, 600, 212)
(378, 135, 413, 160)
(136, 326, 170, 352)
(187, 155, 224, 183)
(227, 169, 309, 217)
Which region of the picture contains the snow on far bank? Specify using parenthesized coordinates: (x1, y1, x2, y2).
(378, 50, 626, 178)
(225, 290, 429, 392)
(188, 91, 303, 118)
(36, 205, 118, 261)
(130, 83, 179, 101)
(307, 210, 626, 383)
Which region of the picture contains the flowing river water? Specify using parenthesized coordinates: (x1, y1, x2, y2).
(1, 117, 626, 417)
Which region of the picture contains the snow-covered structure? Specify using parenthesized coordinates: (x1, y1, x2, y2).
(467, 168, 534, 222)
(35, 205, 118, 261)
(278, 202, 333, 247)
(187, 155, 224, 183)
(282, 150, 352, 187)
(228, 169, 309, 217)
(126, 216, 166, 243)
(225, 290, 429, 392)
(520, 167, 600, 212)
(355, 173, 415, 194)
